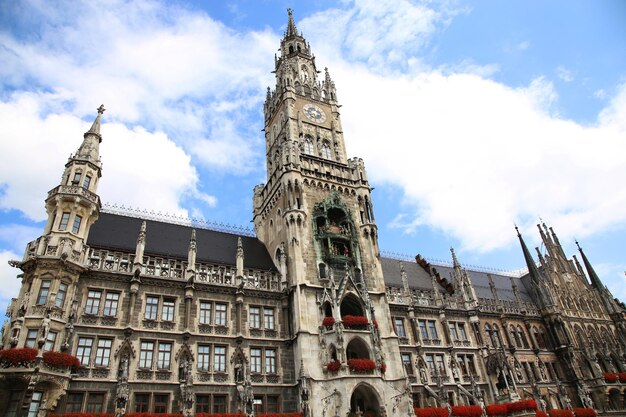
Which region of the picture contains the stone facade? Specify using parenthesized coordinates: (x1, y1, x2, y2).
(1, 9, 626, 417)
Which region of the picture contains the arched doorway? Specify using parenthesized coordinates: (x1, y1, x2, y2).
(350, 383, 381, 416)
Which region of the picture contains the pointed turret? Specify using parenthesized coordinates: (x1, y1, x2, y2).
(575, 241, 602, 289)
(133, 221, 147, 273)
(187, 229, 197, 274)
(75, 104, 105, 163)
(236, 237, 244, 281)
(516, 226, 553, 308)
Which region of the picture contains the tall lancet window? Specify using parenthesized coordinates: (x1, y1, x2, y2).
(303, 137, 314, 155)
(321, 142, 332, 160)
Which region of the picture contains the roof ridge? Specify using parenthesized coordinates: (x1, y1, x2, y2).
(101, 203, 256, 237)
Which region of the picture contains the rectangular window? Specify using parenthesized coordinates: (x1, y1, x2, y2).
(266, 395, 279, 413)
(253, 398, 264, 415)
(95, 339, 112, 367)
(196, 395, 210, 413)
(157, 342, 172, 370)
(145, 296, 159, 320)
(250, 348, 262, 373)
(59, 212, 71, 231)
(215, 303, 227, 326)
(37, 280, 51, 305)
(83, 175, 92, 189)
(135, 393, 150, 412)
(199, 301, 212, 324)
(249, 307, 261, 329)
(449, 323, 458, 340)
(55, 283, 68, 308)
(27, 392, 43, 417)
(418, 320, 428, 339)
(435, 355, 446, 374)
(103, 292, 120, 317)
(265, 349, 276, 374)
(6, 391, 23, 417)
(402, 353, 413, 375)
(85, 290, 102, 315)
(153, 394, 168, 413)
(25, 329, 38, 348)
(214, 346, 226, 372)
(76, 337, 93, 366)
(44, 331, 57, 351)
(197, 345, 210, 371)
(425, 354, 436, 374)
(85, 393, 104, 413)
(72, 215, 82, 234)
(139, 341, 154, 368)
(65, 392, 84, 412)
(263, 307, 275, 330)
(394, 318, 407, 338)
(458, 323, 468, 341)
(72, 172, 81, 185)
(428, 321, 438, 339)
(161, 298, 175, 321)
(213, 395, 227, 413)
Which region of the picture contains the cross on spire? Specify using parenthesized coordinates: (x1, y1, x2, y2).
(97, 104, 106, 114)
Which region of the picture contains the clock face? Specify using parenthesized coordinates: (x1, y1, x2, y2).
(303, 103, 326, 123)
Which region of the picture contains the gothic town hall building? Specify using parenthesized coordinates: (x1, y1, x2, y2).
(2, 10, 625, 417)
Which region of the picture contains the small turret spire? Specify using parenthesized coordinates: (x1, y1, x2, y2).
(286, 8, 298, 37)
(76, 105, 105, 162)
(85, 104, 105, 140)
(576, 240, 618, 314)
(516, 226, 552, 307)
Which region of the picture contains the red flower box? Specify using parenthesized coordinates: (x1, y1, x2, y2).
(50, 414, 115, 417)
(257, 414, 304, 417)
(486, 404, 508, 416)
(536, 412, 549, 417)
(0, 348, 38, 367)
(415, 408, 449, 417)
(43, 351, 81, 369)
(603, 372, 618, 383)
(548, 410, 574, 417)
(508, 399, 537, 412)
(452, 405, 483, 417)
(326, 360, 341, 372)
(573, 408, 597, 417)
(342, 315, 369, 327)
(618, 372, 626, 383)
(322, 317, 336, 327)
(347, 358, 376, 372)
(196, 414, 246, 417)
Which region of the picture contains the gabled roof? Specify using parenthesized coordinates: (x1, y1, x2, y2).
(87, 212, 277, 271)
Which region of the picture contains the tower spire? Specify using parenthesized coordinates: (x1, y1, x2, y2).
(76, 105, 105, 163)
(286, 8, 298, 37)
(575, 241, 602, 289)
(516, 226, 553, 307)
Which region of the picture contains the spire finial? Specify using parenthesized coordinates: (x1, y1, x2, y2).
(97, 104, 106, 114)
(450, 247, 460, 268)
(85, 104, 105, 141)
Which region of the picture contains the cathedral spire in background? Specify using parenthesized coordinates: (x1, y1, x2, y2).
(286, 8, 298, 37)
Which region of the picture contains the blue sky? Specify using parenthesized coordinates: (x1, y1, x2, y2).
(0, 0, 625, 313)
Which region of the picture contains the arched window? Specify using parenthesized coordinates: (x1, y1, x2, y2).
(509, 325, 519, 348)
(321, 143, 332, 160)
(517, 326, 529, 349)
(533, 327, 545, 349)
(303, 138, 314, 154)
(484, 324, 493, 347)
(492, 324, 501, 348)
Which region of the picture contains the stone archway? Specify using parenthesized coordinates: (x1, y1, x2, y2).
(350, 383, 381, 416)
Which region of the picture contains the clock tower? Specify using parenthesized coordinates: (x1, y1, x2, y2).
(253, 9, 411, 417)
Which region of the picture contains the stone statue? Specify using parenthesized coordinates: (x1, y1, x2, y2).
(39, 313, 51, 344)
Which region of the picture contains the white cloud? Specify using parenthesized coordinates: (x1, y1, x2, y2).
(594, 262, 626, 302)
(518, 41, 531, 50)
(0, 92, 214, 220)
(0, 224, 42, 254)
(0, 250, 24, 309)
(556, 65, 574, 83)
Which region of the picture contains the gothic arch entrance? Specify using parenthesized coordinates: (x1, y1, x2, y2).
(350, 383, 381, 416)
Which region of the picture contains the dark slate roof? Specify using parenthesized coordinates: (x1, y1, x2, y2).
(380, 257, 534, 303)
(87, 212, 277, 271)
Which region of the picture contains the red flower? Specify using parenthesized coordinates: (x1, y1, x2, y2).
(414, 408, 449, 417)
(603, 372, 618, 383)
(451, 405, 483, 417)
(618, 372, 626, 383)
(326, 360, 341, 372)
(43, 351, 81, 369)
(572, 408, 597, 417)
(322, 317, 336, 327)
(347, 358, 376, 372)
(548, 410, 574, 417)
(342, 315, 369, 328)
(486, 403, 508, 416)
(0, 348, 38, 367)
(536, 412, 549, 417)
(508, 399, 537, 412)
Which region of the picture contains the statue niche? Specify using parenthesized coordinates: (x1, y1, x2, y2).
(313, 194, 358, 269)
